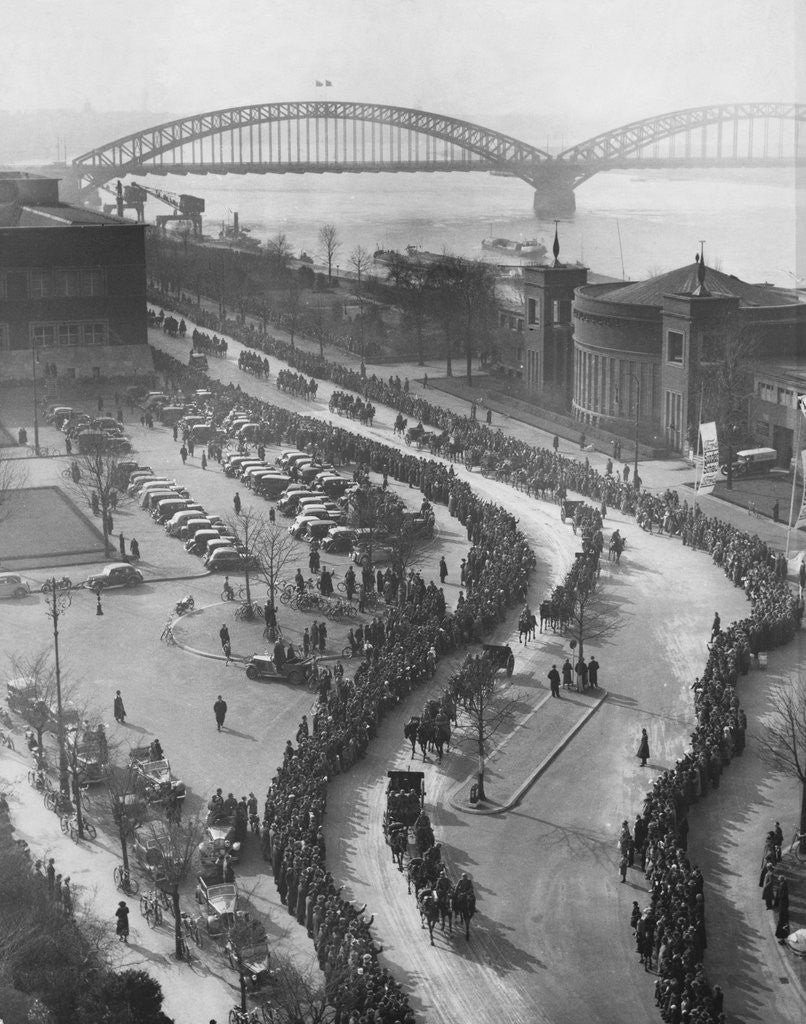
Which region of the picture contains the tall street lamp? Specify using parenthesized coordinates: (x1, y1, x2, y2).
(31, 340, 40, 456)
(43, 579, 70, 793)
(628, 372, 640, 486)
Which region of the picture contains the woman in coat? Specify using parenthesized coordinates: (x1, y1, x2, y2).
(637, 728, 650, 767)
(115, 901, 129, 943)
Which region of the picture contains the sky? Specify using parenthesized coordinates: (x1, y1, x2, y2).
(4, 0, 802, 144)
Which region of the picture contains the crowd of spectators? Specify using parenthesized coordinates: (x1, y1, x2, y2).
(150, 301, 804, 1024)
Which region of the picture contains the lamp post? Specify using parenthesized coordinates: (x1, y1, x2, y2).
(31, 341, 40, 456)
(628, 372, 640, 486)
(43, 579, 70, 793)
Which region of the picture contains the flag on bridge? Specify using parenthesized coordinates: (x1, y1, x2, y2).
(325, 80, 333, 87)
(315, 80, 323, 87)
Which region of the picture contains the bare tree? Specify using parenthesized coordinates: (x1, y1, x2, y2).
(283, 271, 302, 348)
(318, 223, 341, 283)
(564, 558, 624, 663)
(254, 521, 298, 637)
(266, 232, 294, 277)
(427, 256, 495, 383)
(103, 764, 149, 876)
(65, 447, 133, 557)
(0, 453, 28, 524)
(693, 313, 760, 490)
(138, 817, 204, 959)
(346, 483, 403, 567)
(758, 677, 806, 852)
(7, 650, 65, 754)
(448, 652, 521, 801)
(349, 246, 373, 372)
(224, 507, 266, 620)
(386, 253, 431, 366)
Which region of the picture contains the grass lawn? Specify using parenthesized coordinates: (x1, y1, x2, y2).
(0, 486, 106, 564)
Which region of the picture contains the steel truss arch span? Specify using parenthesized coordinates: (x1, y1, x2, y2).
(556, 102, 806, 170)
(72, 101, 553, 193)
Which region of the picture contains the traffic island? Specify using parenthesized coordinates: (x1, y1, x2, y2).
(447, 686, 607, 815)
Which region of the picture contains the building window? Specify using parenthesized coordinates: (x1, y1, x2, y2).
(552, 299, 571, 324)
(58, 323, 81, 346)
(667, 330, 684, 364)
(499, 312, 507, 327)
(0, 324, 8, 351)
(31, 323, 56, 348)
(29, 269, 53, 299)
(527, 298, 538, 326)
(82, 268, 105, 296)
(84, 322, 108, 345)
(516, 318, 524, 332)
(53, 269, 81, 297)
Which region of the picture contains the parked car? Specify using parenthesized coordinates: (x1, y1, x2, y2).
(45, 405, 74, 427)
(352, 542, 398, 567)
(195, 873, 239, 936)
(0, 572, 31, 599)
(321, 527, 358, 554)
(166, 509, 207, 536)
(129, 744, 186, 804)
(205, 549, 260, 572)
(83, 563, 144, 590)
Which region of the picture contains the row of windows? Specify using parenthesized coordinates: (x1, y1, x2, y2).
(0, 267, 106, 300)
(526, 298, 572, 327)
(498, 312, 524, 332)
(757, 381, 800, 408)
(31, 321, 109, 348)
(0, 321, 109, 350)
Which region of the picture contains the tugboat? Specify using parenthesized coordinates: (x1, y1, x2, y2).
(481, 237, 547, 258)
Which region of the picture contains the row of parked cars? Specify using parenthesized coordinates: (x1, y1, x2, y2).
(44, 405, 132, 454)
(126, 466, 257, 572)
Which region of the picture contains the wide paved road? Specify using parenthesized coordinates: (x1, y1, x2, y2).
(148, 323, 797, 1022)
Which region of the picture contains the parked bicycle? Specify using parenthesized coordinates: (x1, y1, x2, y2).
(60, 814, 96, 842)
(28, 768, 53, 792)
(0, 729, 15, 751)
(140, 890, 164, 927)
(160, 619, 176, 645)
(114, 864, 140, 896)
(41, 576, 73, 593)
(791, 827, 806, 862)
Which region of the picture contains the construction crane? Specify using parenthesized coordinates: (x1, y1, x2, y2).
(100, 181, 205, 235)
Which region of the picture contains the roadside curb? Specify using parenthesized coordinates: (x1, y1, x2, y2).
(447, 687, 608, 815)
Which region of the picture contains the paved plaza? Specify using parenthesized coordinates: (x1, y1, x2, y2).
(0, 313, 804, 1023)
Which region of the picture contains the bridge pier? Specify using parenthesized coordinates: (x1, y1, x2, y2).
(532, 182, 576, 218)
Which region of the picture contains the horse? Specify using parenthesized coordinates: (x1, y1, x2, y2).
(404, 716, 421, 757)
(416, 719, 433, 760)
(609, 534, 625, 563)
(436, 886, 454, 935)
(539, 600, 554, 634)
(418, 890, 440, 946)
(389, 825, 408, 872)
(393, 413, 407, 437)
(431, 718, 451, 761)
(454, 889, 476, 940)
(414, 813, 435, 855)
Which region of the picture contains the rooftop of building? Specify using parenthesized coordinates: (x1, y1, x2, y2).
(587, 261, 798, 308)
(0, 172, 129, 229)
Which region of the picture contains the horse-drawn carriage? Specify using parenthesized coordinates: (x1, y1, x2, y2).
(481, 643, 515, 677)
(383, 769, 425, 838)
(560, 498, 587, 524)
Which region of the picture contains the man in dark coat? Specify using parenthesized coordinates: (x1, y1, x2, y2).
(561, 659, 573, 690)
(213, 696, 228, 732)
(547, 665, 561, 698)
(439, 556, 448, 584)
(113, 690, 126, 723)
(588, 656, 599, 688)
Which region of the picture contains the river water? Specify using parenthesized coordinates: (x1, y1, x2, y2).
(134, 166, 800, 286)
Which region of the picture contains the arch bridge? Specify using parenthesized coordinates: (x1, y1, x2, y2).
(70, 101, 805, 216)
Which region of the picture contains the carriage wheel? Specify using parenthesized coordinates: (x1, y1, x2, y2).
(506, 654, 515, 677)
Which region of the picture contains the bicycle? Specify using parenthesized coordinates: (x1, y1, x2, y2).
(221, 578, 237, 601)
(40, 577, 73, 593)
(160, 619, 176, 645)
(61, 814, 96, 841)
(177, 933, 196, 964)
(140, 890, 164, 927)
(114, 864, 140, 896)
(748, 501, 761, 518)
(28, 768, 53, 792)
(180, 911, 202, 947)
(790, 827, 806, 862)
(0, 729, 15, 751)
(45, 790, 75, 815)
(235, 601, 263, 621)
(228, 1008, 263, 1024)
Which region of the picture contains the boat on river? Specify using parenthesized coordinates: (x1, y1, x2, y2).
(481, 237, 547, 258)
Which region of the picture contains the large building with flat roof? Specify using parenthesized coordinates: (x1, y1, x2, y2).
(0, 172, 152, 383)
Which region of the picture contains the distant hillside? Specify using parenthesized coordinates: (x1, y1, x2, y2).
(0, 108, 174, 164)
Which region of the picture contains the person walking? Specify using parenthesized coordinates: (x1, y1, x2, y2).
(179, 444, 188, 464)
(233, 492, 242, 515)
(561, 658, 573, 690)
(113, 690, 126, 723)
(130, 538, 140, 561)
(115, 901, 130, 943)
(318, 620, 327, 653)
(439, 556, 448, 584)
(547, 664, 561, 698)
(219, 624, 231, 665)
(619, 854, 628, 883)
(201, 451, 207, 471)
(118, 532, 126, 559)
(47, 858, 55, 894)
(214, 695, 228, 732)
(637, 728, 650, 767)
(588, 655, 600, 688)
